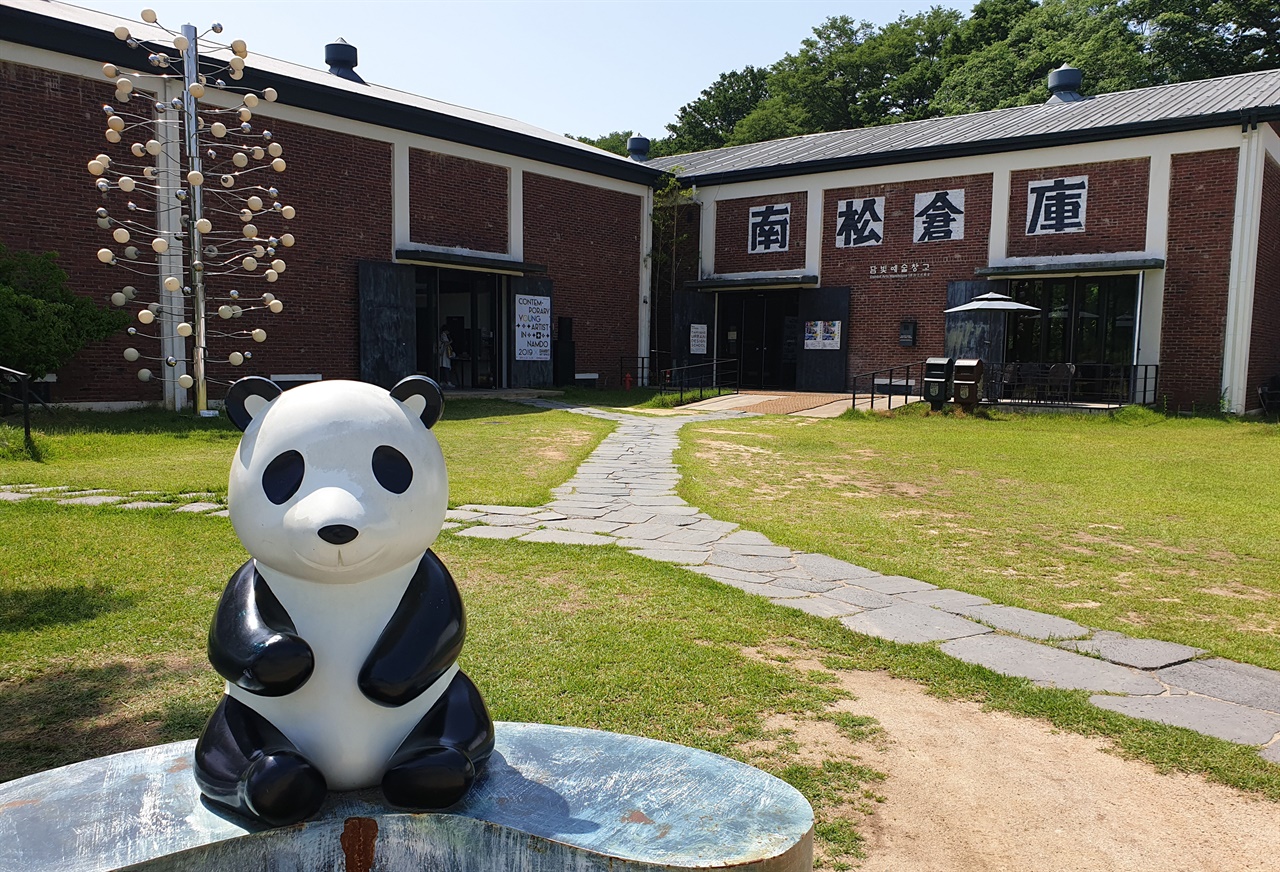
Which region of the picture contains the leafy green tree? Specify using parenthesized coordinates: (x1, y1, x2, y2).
(0, 245, 126, 377)
(1124, 0, 1280, 82)
(664, 66, 771, 153)
(933, 0, 1149, 114)
(575, 129, 634, 157)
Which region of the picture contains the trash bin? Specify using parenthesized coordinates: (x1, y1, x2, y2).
(923, 357, 954, 411)
(953, 359, 984, 408)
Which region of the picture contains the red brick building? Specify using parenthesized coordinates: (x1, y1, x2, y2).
(0, 0, 661, 408)
(648, 69, 1280, 412)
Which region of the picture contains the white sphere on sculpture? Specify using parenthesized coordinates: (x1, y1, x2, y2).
(141, 8, 157, 23)
(177, 322, 193, 337)
(212, 122, 227, 138)
(125, 246, 139, 260)
(138, 309, 155, 325)
(239, 108, 252, 122)
(146, 139, 161, 155)
(272, 158, 286, 173)
(242, 256, 258, 271)
(253, 244, 266, 257)
(252, 328, 267, 342)
(107, 115, 125, 131)
(97, 248, 115, 263)
(219, 305, 234, 319)
(246, 195, 263, 211)
(271, 259, 285, 273)
(104, 129, 122, 143)
(281, 233, 295, 247)
(239, 209, 253, 222)
(244, 93, 259, 108)
(252, 146, 265, 160)
(265, 269, 278, 282)
(195, 218, 213, 233)
(103, 63, 117, 78)
(97, 217, 111, 229)
(138, 368, 152, 381)
(268, 299, 284, 313)
(187, 171, 205, 186)
(152, 237, 169, 254)
(178, 374, 194, 389)
(268, 142, 283, 158)
(281, 205, 296, 220)
(264, 87, 277, 102)
(221, 174, 235, 188)
(231, 39, 247, 57)
(124, 347, 140, 361)
(113, 25, 129, 39)
(188, 81, 205, 99)
(143, 167, 157, 180)
(131, 143, 146, 157)
(261, 292, 275, 303)
(243, 224, 258, 239)
(112, 228, 130, 244)
(119, 176, 136, 192)
(116, 76, 133, 93)
(233, 152, 249, 168)
(229, 352, 245, 366)
(123, 286, 137, 299)
(174, 35, 189, 51)
(164, 276, 181, 292)
(88, 160, 105, 176)
(111, 292, 127, 307)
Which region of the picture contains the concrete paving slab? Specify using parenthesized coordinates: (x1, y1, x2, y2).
(518, 530, 616, 546)
(546, 499, 618, 511)
(628, 549, 710, 565)
(616, 539, 710, 551)
(441, 522, 461, 530)
(541, 519, 626, 535)
(687, 565, 780, 587)
(455, 526, 534, 540)
(0, 484, 35, 491)
(824, 586, 899, 610)
(898, 589, 991, 609)
(0, 492, 32, 502)
(1263, 744, 1280, 763)
(551, 506, 613, 519)
(794, 553, 880, 581)
(852, 575, 935, 595)
(1089, 694, 1280, 745)
(530, 512, 569, 522)
(444, 509, 485, 521)
(689, 519, 739, 535)
(658, 528, 727, 546)
(714, 543, 793, 558)
(706, 551, 794, 573)
(1158, 659, 1280, 714)
(941, 635, 1164, 695)
(626, 495, 689, 507)
(116, 501, 173, 510)
(61, 490, 111, 497)
(775, 597, 864, 618)
(611, 523, 686, 541)
(768, 576, 843, 593)
(57, 495, 127, 506)
(841, 603, 993, 644)
(949, 605, 1090, 640)
(25, 486, 69, 493)
(756, 584, 812, 600)
(208, 509, 230, 518)
(720, 531, 774, 546)
(645, 506, 701, 517)
(458, 504, 542, 516)
(1059, 630, 1204, 670)
(478, 514, 543, 527)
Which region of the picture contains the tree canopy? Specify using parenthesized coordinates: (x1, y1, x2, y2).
(575, 0, 1280, 155)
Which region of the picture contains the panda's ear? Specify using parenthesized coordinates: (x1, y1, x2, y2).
(225, 376, 282, 431)
(390, 375, 444, 429)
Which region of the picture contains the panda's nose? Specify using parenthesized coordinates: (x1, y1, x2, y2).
(318, 524, 359, 545)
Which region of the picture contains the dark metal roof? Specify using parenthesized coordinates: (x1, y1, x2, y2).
(649, 69, 1280, 185)
(686, 275, 819, 291)
(977, 257, 1166, 277)
(1, 0, 664, 186)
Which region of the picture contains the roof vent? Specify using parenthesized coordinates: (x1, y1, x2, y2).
(1046, 64, 1084, 103)
(627, 135, 650, 162)
(325, 38, 365, 84)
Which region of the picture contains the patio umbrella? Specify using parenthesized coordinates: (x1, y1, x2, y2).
(943, 292, 1041, 368)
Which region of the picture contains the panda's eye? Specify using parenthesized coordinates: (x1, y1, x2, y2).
(262, 450, 305, 505)
(372, 445, 412, 494)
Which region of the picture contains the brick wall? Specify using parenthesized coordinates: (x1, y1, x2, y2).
(1247, 153, 1280, 410)
(1007, 158, 1149, 257)
(822, 174, 992, 377)
(1160, 149, 1238, 410)
(0, 61, 393, 404)
(523, 174, 642, 380)
(714, 191, 807, 273)
(409, 149, 508, 253)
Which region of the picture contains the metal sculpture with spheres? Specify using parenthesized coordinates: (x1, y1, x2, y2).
(87, 8, 295, 413)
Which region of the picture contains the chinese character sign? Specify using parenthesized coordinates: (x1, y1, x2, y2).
(515, 294, 551, 361)
(1027, 175, 1088, 235)
(748, 203, 791, 253)
(835, 197, 885, 248)
(914, 190, 965, 242)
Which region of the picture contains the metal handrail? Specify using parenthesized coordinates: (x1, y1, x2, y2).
(983, 363, 1160, 408)
(0, 365, 34, 441)
(850, 360, 929, 411)
(657, 358, 738, 405)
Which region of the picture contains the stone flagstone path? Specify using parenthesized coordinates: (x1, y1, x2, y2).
(8, 399, 1280, 764)
(450, 399, 1280, 765)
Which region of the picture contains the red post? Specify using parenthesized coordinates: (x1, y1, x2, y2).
(624, 372, 633, 391)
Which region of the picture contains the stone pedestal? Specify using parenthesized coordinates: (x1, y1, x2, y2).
(0, 722, 812, 871)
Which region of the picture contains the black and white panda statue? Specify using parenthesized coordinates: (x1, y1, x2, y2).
(193, 375, 494, 827)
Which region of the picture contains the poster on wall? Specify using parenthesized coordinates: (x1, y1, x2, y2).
(690, 323, 708, 355)
(804, 321, 841, 350)
(515, 294, 551, 361)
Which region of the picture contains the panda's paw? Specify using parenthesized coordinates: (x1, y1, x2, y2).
(244, 750, 327, 827)
(246, 633, 314, 696)
(381, 746, 475, 810)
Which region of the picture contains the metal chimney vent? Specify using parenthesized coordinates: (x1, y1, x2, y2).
(325, 38, 365, 84)
(1046, 64, 1085, 103)
(627, 135, 650, 162)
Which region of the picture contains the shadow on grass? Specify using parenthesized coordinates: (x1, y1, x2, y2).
(0, 585, 135, 633)
(0, 657, 213, 782)
(440, 398, 552, 421)
(6, 408, 239, 437)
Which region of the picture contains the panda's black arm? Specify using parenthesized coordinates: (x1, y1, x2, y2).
(360, 551, 465, 707)
(208, 560, 315, 696)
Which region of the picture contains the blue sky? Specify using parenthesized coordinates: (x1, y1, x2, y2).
(84, 0, 965, 139)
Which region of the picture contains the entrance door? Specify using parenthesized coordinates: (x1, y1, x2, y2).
(717, 292, 798, 390)
(415, 267, 503, 389)
(797, 287, 850, 392)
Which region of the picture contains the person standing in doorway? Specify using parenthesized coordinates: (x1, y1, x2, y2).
(439, 328, 455, 388)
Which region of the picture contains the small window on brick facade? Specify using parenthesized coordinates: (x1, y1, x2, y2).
(748, 203, 791, 253)
(835, 197, 885, 248)
(914, 189, 965, 242)
(1027, 175, 1088, 235)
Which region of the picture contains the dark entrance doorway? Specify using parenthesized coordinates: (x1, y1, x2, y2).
(717, 292, 799, 390)
(415, 267, 503, 389)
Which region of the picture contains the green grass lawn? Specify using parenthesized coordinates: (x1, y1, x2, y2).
(3, 503, 1278, 869)
(0, 399, 612, 506)
(676, 406, 1280, 670)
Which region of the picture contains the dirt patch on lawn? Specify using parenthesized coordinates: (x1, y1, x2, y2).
(744, 648, 1280, 871)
